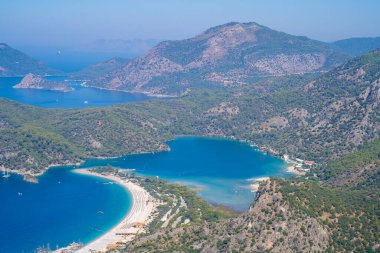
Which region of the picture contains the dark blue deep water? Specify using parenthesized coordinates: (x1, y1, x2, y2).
(0, 77, 157, 108)
(0, 167, 131, 253)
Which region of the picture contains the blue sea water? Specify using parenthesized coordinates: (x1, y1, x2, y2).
(0, 76, 157, 108)
(81, 137, 289, 211)
(0, 78, 289, 252)
(0, 137, 288, 252)
(0, 167, 131, 253)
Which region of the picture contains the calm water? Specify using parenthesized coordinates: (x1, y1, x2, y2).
(1, 80, 289, 252)
(0, 76, 157, 108)
(81, 137, 289, 211)
(0, 167, 131, 253)
(0, 137, 287, 252)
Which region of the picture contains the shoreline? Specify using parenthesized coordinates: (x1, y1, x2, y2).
(247, 177, 270, 192)
(6, 136, 297, 184)
(286, 165, 306, 176)
(1, 161, 83, 183)
(80, 82, 180, 98)
(72, 169, 158, 253)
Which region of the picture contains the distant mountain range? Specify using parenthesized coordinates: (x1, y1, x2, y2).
(2, 22, 380, 96)
(332, 37, 380, 56)
(0, 48, 379, 253)
(0, 43, 61, 77)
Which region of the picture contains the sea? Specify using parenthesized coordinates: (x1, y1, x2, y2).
(0, 77, 155, 109)
(0, 77, 289, 252)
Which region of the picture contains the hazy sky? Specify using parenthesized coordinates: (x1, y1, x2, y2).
(1, 0, 380, 49)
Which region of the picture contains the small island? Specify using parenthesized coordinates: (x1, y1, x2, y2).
(13, 73, 73, 92)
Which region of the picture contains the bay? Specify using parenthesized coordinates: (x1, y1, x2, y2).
(0, 76, 158, 109)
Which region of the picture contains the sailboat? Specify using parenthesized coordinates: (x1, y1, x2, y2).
(2, 168, 10, 178)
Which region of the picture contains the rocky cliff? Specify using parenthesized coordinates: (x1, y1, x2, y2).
(125, 180, 329, 252)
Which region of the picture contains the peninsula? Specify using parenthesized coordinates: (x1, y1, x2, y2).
(13, 73, 73, 92)
(55, 166, 236, 253)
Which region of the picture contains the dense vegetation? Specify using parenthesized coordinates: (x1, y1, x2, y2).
(69, 57, 130, 80)
(1, 50, 380, 176)
(0, 47, 379, 252)
(279, 177, 379, 252)
(124, 143, 379, 252)
(277, 137, 380, 252)
(90, 166, 236, 234)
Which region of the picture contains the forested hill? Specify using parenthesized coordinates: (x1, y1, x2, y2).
(68, 57, 130, 80)
(0, 45, 379, 253)
(0, 43, 60, 77)
(238, 49, 380, 160)
(1, 50, 380, 176)
(124, 138, 379, 252)
(332, 37, 380, 57)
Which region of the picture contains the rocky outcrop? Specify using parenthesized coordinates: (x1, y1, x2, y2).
(125, 180, 329, 252)
(13, 73, 73, 92)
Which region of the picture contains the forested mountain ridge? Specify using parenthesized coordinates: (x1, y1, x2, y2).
(86, 22, 348, 96)
(219, 49, 380, 161)
(332, 37, 380, 57)
(0, 43, 60, 77)
(1, 50, 380, 176)
(68, 57, 130, 80)
(0, 42, 379, 253)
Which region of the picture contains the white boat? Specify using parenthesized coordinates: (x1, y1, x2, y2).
(2, 168, 10, 178)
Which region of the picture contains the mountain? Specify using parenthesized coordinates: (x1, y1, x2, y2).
(0, 43, 60, 77)
(13, 73, 73, 92)
(86, 22, 348, 96)
(68, 57, 130, 80)
(126, 158, 379, 252)
(332, 37, 380, 57)
(1, 50, 379, 177)
(0, 50, 379, 252)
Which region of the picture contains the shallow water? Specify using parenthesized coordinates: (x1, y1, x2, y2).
(81, 137, 289, 211)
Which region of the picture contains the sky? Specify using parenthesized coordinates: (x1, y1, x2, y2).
(1, 0, 379, 70)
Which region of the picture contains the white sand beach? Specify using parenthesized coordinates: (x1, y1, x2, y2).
(248, 177, 270, 192)
(286, 165, 305, 176)
(73, 169, 158, 253)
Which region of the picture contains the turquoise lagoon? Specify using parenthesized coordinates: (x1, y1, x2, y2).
(0, 137, 288, 253)
(0, 78, 289, 252)
(81, 137, 289, 211)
